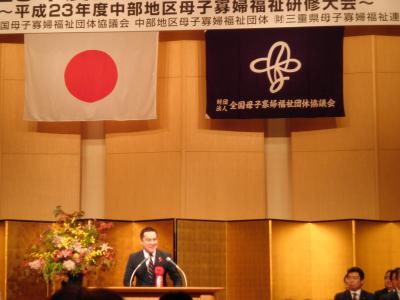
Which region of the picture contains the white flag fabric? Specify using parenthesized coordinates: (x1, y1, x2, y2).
(24, 32, 158, 121)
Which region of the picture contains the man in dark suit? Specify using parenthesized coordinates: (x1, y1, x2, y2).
(375, 269, 393, 300)
(382, 268, 400, 300)
(334, 267, 375, 300)
(123, 227, 182, 287)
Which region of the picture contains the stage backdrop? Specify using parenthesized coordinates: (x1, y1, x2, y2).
(2, 219, 400, 300)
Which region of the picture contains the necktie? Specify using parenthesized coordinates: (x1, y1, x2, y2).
(147, 254, 155, 283)
(351, 292, 357, 300)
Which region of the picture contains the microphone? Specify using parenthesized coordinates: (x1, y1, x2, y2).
(166, 257, 188, 287)
(129, 256, 149, 287)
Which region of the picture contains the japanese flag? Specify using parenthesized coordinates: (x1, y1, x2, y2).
(24, 32, 158, 121)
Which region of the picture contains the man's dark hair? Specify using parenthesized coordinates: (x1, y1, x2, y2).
(159, 292, 193, 300)
(50, 286, 81, 300)
(51, 287, 124, 300)
(81, 288, 124, 300)
(346, 266, 365, 280)
(391, 268, 400, 280)
(140, 227, 158, 240)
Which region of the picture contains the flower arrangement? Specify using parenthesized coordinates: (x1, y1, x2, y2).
(26, 206, 115, 292)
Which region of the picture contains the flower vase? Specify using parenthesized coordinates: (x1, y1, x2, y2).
(62, 273, 83, 288)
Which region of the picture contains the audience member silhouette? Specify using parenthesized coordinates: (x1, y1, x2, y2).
(50, 285, 81, 300)
(50, 286, 123, 300)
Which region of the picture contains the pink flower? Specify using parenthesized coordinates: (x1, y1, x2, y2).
(52, 235, 62, 247)
(59, 249, 73, 258)
(63, 260, 76, 271)
(73, 242, 83, 253)
(28, 259, 43, 270)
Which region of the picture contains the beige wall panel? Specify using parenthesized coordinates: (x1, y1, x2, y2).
(2, 43, 24, 80)
(105, 77, 182, 153)
(393, 222, 400, 267)
(343, 34, 373, 74)
(1, 80, 81, 154)
(158, 32, 183, 78)
(182, 77, 265, 152)
(105, 152, 181, 220)
(290, 73, 375, 152)
(355, 221, 400, 293)
(0, 45, 3, 215)
(0, 44, 3, 79)
(375, 35, 400, 73)
(185, 152, 266, 220)
(310, 221, 354, 300)
(6, 221, 49, 300)
(292, 151, 377, 221)
(106, 34, 266, 221)
(347, 27, 400, 36)
(376, 73, 400, 150)
(0, 222, 5, 300)
(0, 43, 80, 221)
(176, 220, 226, 300)
(271, 221, 312, 300)
(378, 150, 400, 220)
(0, 154, 80, 220)
(227, 221, 269, 300)
(159, 31, 206, 78)
(181, 31, 205, 77)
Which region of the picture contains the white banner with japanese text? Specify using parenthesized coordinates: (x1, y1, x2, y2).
(0, 0, 399, 34)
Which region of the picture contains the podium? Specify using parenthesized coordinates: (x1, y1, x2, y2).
(93, 287, 223, 300)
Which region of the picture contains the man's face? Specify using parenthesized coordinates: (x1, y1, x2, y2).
(140, 231, 158, 254)
(347, 272, 364, 291)
(385, 272, 393, 289)
(391, 272, 399, 289)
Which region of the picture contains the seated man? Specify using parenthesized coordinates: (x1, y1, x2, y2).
(123, 227, 182, 287)
(375, 269, 393, 300)
(334, 267, 374, 300)
(383, 268, 400, 300)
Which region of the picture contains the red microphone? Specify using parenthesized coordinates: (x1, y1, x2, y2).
(155, 266, 164, 287)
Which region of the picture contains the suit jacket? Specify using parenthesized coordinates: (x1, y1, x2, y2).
(375, 288, 391, 300)
(334, 290, 375, 300)
(123, 250, 182, 287)
(381, 291, 400, 300)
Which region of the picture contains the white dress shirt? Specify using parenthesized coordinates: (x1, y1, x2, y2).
(143, 250, 156, 267)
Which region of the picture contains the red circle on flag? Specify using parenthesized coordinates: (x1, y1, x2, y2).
(64, 50, 118, 103)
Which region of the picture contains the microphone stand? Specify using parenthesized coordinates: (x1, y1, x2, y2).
(129, 257, 149, 287)
(166, 257, 188, 287)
